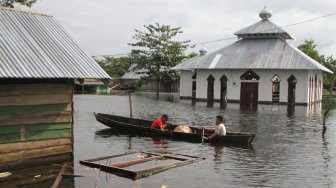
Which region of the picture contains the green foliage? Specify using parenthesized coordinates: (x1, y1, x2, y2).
(298, 40, 335, 91)
(321, 55, 336, 89)
(133, 79, 144, 88)
(297, 40, 323, 62)
(95, 56, 131, 79)
(0, 0, 37, 8)
(128, 23, 194, 82)
(187, 51, 199, 59)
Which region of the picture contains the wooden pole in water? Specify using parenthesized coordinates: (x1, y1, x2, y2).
(201, 128, 205, 144)
(51, 165, 66, 188)
(78, 79, 84, 94)
(129, 91, 133, 118)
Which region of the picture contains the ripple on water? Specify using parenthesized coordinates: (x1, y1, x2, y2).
(73, 95, 336, 188)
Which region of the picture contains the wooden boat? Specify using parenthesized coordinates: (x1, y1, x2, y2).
(94, 113, 255, 144)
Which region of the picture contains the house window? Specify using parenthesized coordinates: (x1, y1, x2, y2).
(192, 73, 197, 79)
(287, 75, 297, 104)
(220, 75, 228, 108)
(272, 75, 280, 103)
(314, 75, 318, 102)
(207, 75, 215, 107)
(191, 73, 197, 104)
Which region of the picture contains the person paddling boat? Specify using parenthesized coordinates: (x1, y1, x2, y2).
(203, 115, 226, 141)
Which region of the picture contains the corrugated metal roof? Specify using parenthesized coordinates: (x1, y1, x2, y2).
(121, 64, 147, 80)
(172, 38, 333, 74)
(234, 19, 294, 39)
(0, 7, 110, 79)
(121, 64, 171, 80)
(121, 70, 146, 80)
(173, 8, 332, 73)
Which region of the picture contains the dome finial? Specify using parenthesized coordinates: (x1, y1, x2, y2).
(199, 44, 207, 56)
(259, 5, 272, 20)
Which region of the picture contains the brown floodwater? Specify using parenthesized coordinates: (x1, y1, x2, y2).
(71, 94, 336, 188)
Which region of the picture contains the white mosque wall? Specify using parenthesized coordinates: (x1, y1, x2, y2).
(179, 69, 323, 105)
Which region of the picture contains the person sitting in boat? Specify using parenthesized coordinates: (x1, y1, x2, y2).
(151, 114, 169, 130)
(203, 115, 226, 141)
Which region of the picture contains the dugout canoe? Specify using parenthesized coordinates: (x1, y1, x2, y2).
(94, 113, 255, 144)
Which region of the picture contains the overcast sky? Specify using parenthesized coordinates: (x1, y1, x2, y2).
(31, 0, 336, 57)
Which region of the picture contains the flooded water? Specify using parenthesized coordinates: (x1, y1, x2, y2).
(73, 94, 336, 188)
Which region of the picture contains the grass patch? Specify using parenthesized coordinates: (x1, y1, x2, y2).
(322, 89, 336, 97)
(322, 97, 336, 110)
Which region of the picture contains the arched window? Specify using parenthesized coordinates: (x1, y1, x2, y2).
(271, 75, 280, 103)
(309, 77, 312, 104)
(240, 70, 260, 80)
(191, 73, 197, 104)
(314, 74, 318, 102)
(192, 73, 197, 79)
(287, 75, 297, 104)
(207, 75, 215, 107)
(220, 75, 228, 108)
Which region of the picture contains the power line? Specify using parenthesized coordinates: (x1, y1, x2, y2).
(279, 12, 336, 29)
(192, 36, 236, 45)
(192, 11, 336, 46)
(93, 11, 336, 57)
(92, 53, 129, 58)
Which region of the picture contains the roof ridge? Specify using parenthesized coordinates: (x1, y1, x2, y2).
(0, 6, 52, 17)
(235, 19, 285, 34)
(234, 19, 294, 40)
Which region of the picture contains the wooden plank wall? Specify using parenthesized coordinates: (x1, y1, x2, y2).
(139, 80, 180, 92)
(0, 81, 73, 164)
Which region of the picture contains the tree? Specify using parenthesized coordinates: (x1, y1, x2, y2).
(95, 56, 131, 80)
(321, 56, 336, 96)
(187, 51, 199, 59)
(297, 40, 322, 62)
(0, 0, 37, 8)
(129, 23, 193, 100)
(297, 40, 335, 96)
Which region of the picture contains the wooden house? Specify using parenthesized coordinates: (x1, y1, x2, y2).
(172, 7, 333, 109)
(121, 65, 179, 92)
(74, 79, 110, 94)
(0, 7, 110, 169)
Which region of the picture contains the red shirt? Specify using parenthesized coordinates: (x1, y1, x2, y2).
(151, 118, 163, 129)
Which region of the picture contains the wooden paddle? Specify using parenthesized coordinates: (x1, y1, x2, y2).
(201, 128, 205, 144)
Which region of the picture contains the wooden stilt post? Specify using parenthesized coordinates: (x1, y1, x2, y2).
(51, 165, 66, 188)
(156, 79, 160, 100)
(78, 79, 84, 94)
(201, 128, 205, 144)
(129, 91, 133, 118)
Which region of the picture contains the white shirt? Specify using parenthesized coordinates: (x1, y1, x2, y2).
(215, 123, 226, 136)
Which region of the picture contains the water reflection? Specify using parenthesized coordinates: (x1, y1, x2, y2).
(0, 162, 74, 187)
(95, 128, 254, 151)
(287, 104, 295, 117)
(73, 95, 336, 187)
(153, 138, 165, 145)
(214, 145, 225, 160)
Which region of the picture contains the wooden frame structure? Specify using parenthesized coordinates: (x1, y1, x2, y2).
(79, 152, 204, 180)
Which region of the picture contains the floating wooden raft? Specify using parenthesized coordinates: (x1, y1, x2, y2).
(79, 151, 204, 180)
